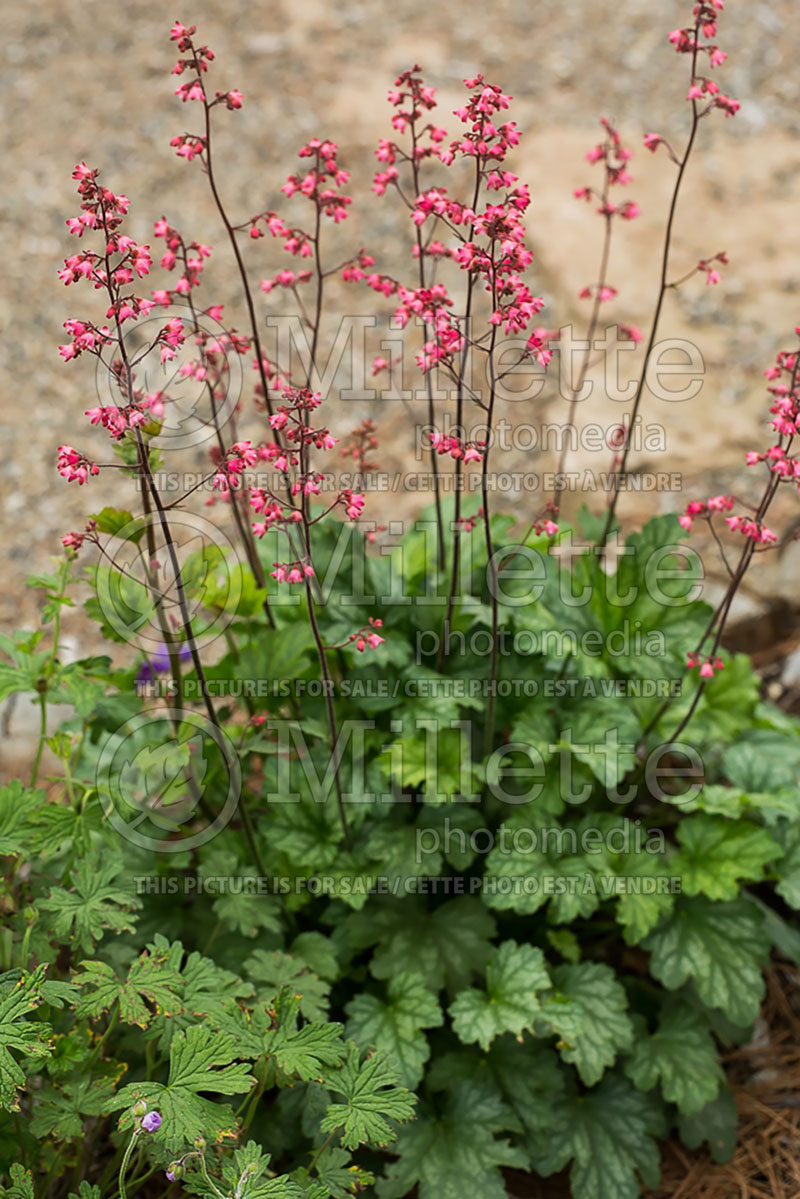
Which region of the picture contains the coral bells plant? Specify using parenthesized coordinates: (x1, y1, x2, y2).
(5, 6, 800, 1199)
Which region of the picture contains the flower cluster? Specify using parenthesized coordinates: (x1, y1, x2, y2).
(242, 388, 371, 574)
(428, 431, 485, 463)
(366, 69, 549, 383)
(58, 166, 191, 377)
(679, 333, 800, 555)
(282, 138, 352, 223)
(210, 440, 261, 497)
(746, 445, 800, 481)
(57, 446, 99, 486)
(686, 651, 725, 678)
(168, 23, 242, 159)
(249, 490, 303, 537)
(340, 419, 380, 472)
(152, 217, 212, 301)
(372, 66, 447, 198)
(677, 495, 778, 546)
(764, 338, 800, 443)
(61, 519, 99, 554)
(678, 494, 734, 531)
(260, 267, 312, 294)
(670, 2, 739, 116)
(697, 251, 728, 286)
(574, 118, 637, 214)
(58, 165, 165, 360)
(724, 515, 777, 545)
(270, 561, 315, 585)
(84, 403, 150, 439)
(348, 617, 385, 652)
(531, 505, 560, 538)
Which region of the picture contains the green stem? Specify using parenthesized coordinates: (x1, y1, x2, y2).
(118, 1129, 141, 1199)
(85, 1001, 119, 1069)
(308, 1130, 337, 1173)
(240, 1055, 269, 1131)
(120, 1164, 158, 1197)
(30, 692, 48, 788)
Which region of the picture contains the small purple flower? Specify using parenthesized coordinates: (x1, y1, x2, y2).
(135, 643, 192, 685)
(166, 1171, 177, 1182)
(142, 1110, 162, 1132)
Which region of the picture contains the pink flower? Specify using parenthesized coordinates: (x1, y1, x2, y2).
(170, 21, 195, 41)
(57, 446, 99, 485)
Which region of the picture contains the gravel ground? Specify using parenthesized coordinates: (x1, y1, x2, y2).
(3, 0, 800, 771)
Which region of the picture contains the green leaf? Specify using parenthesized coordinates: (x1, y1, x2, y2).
(27, 800, 102, 859)
(482, 812, 604, 925)
(377, 1081, 527, 1199)
(307, 1145, 374, 1199)
(625, 1004, 724, 1114)
(343, 897, 495, 995)
(611, 855, 675, 946)
(677, 1089, 738, 1163)
(0, 783, 43, 856)
(774, 825, 800, 909)
(113, 1025, 255, 1153)
(40, 856, 139, 952)
(0, 965, 53, 1112)
(289, 932, 339, 981)
(546, 928, 581, 963)
(427, 1036, 563, 1159)
(644, 898, 766, 1026)
(450, 941, 550, 1052)
(0, 1165, 34, 1199)
(215, 1141, 303, 1199)
(245, 949, 330, 1022)
(345, 972, 443, 1087)
(257, 1000, 347, 1083)
(748, 894, 800, 964)
(235, 623, 315, 687)
(559, 698, 642, 787)
(670, 815, 780, 900)
(68, 1186, 101, 1199)
(534, 1073, 664, 1199)
(670, 654, 760, 742)
(89, 507, 145, 544)
(29, 1075, 117, 1140)
(145, 936, 253, 1052)
(74, 947, 183, 1028)
(386, 724, 478, 802)
(320, 1042, 415, 1149)
(202, 563, 267, 619)
(546, 962, 633, 1086)
(209, 877, 283, 940)
(722, 731, 800, 793)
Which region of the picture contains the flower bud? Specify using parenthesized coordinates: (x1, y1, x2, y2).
(131, 1100, 147, 1118)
